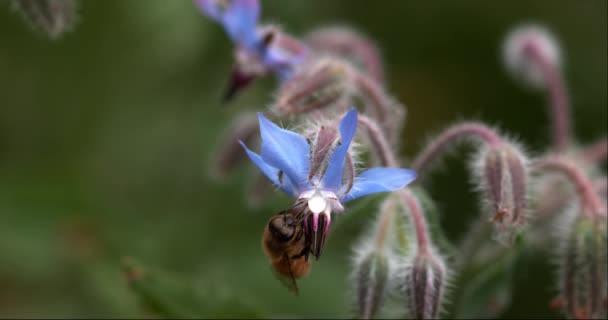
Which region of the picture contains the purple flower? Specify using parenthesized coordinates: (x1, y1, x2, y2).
(240, 108, 416, 257)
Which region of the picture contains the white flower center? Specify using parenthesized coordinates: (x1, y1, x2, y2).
(298, 189, 343, 215)
(308, 195, 327, 214)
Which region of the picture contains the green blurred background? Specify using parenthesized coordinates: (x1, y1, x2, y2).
(0, 0, 605, 318)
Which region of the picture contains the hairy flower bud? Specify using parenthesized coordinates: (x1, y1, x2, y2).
(12, 0, 77, 39)
(305, 26, 384, 84)
(402, 250, 447, 320)
(556, 214, 608, 319)
(274, 57, 353, 115)
(350, 195, 405, 319)
(474, 142, 529, 245)
(353, 248, 391, 319)
(502, 24, 561, 89)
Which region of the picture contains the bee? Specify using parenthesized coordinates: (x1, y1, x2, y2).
(262, 202, 311, 295)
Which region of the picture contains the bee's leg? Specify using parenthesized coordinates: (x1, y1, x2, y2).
(291, 201, 309, 224)
(294, 228, 304, 241)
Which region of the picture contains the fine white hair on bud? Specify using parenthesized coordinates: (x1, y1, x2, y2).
(472, 140, 530, 246)
(553, 211, 608, 319)
(349, 195, 405, 319)
(304, 26, 385, 84)
(351, 242, 394, 320)
(399, 248, 448, 320)
(273, 56, 354, 115)
(12, 0, 78, 39)
(502, 24, 561, 89)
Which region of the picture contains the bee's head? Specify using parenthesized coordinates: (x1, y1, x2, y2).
(268, 214, 296, 241)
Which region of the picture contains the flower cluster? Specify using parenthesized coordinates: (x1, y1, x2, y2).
(240, 108, 416, 257)
(197, 1, 606, 319)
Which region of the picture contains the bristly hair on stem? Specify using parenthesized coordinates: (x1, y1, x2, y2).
(535, 156, 606, 218)
(412, 122, 503, 176)
(502, 24, 571, 153)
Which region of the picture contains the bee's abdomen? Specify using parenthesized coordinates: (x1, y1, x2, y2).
(273, 257, 311, 278)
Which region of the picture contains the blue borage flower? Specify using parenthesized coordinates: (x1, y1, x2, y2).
(195, 0, 308, 98)
(240, 108, 416, 257)
(195, 0, 260, 51)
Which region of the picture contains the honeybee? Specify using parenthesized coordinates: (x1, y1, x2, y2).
(262, 202, 311, 295)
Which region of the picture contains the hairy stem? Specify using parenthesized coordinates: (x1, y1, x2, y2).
(536, 157, 605, 217)
(580, 136, 608, 164)
(352, 69, 404, 145)
(398, 189, 430, 254)
(412, 122, 503, 174)
(357, 115, 430, 253)
(358, 115, 400, 167)
(526, 44, 571, 153)
(374, 200, 396, 249)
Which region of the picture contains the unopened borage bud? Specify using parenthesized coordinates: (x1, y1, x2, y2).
(502, 24, 561, 89)
(402, 250, 447, 320)
(555, 214, 607, 320)
(274, 57, 353, 115)
(350, 195, 403, 319)
(353, 249, 390, 319)
(305, 26, 385, 84)
(474, 142, 529, 245)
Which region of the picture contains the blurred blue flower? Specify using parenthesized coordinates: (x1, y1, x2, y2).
(195, 0, 308, 100)
(195, 0, 260, 51)
(240, 108, 416, 235)
(195, 0, 306, 76)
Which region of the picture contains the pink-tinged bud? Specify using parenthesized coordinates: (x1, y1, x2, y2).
(274, 57, 353, 115)
(353, 250, 391, 320)
(305, 26, 385, 84)
(532, 174, 572, 220)
(474, 142, 529, 245)
(351, 195, 403, 319)
(12, 0, 77, 39)
(503, 24, 561, 89)
(556, 214, 607, 319)
(301, 119, 356, 191)
(307, 126, 339, 180)
(402, 250, 447, 320)
(211, 113, 259, 178)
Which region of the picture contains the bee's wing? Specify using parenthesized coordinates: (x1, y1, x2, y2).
(271, 253, 299, 296)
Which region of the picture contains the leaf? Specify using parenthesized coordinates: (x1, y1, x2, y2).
(452, 239, 524, 319)
(122, 257, 265, 319)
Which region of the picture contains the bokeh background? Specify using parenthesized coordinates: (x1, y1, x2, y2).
(0, 0, 605, 318)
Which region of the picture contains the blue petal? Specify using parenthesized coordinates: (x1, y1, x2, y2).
(321, 108, 358, 191)
(341, 168, 417, 202)
(264, 45, 306, 71)
(258, 113, 311, 193)
(195, 0, 260, 50)
(240, 141, 297, 197)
